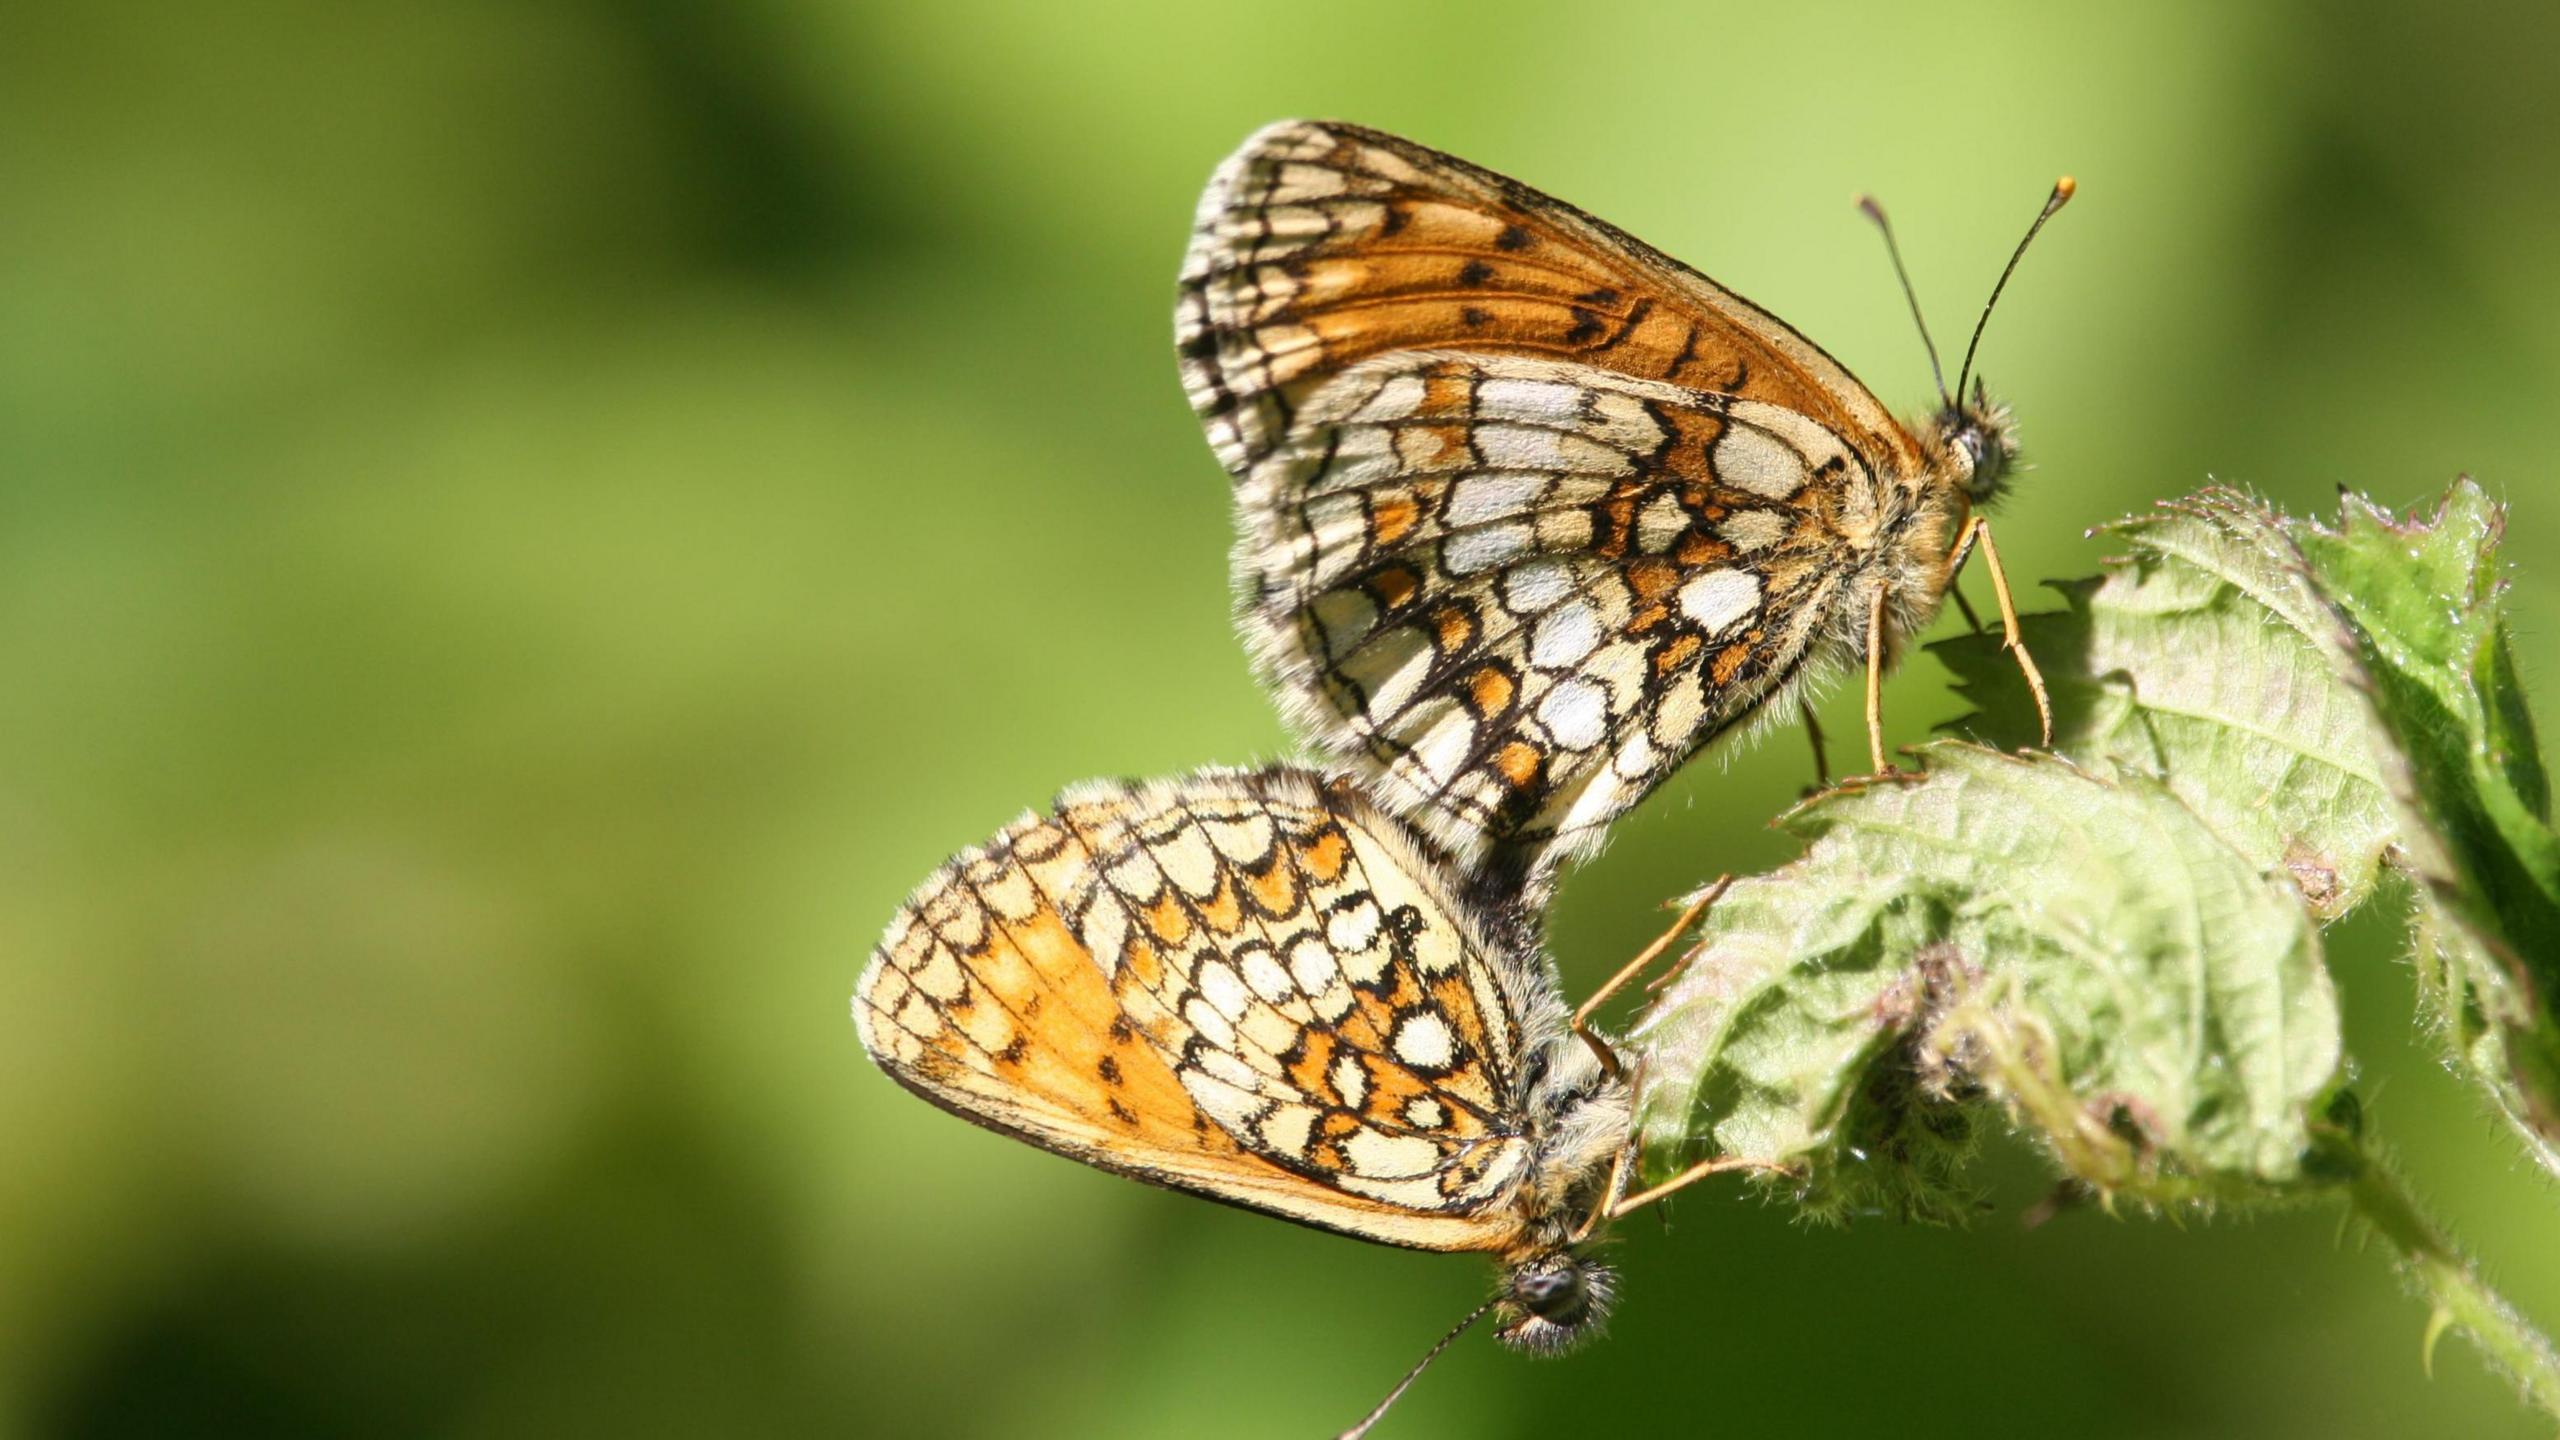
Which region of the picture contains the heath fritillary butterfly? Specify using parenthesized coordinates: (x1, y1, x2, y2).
(1178, 120, 2069, 893)
(860, 121, 2069, 1436)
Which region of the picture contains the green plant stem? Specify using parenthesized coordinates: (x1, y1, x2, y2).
(2347, 1147, 2560, 1419)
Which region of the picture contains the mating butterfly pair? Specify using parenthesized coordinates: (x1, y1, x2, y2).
(856, 120, 2068, 1432)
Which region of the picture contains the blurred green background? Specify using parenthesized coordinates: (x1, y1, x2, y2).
(7, 1, 2558, 1436)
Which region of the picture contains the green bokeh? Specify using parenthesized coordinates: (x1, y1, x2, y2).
(7, 2, 2558, 1435)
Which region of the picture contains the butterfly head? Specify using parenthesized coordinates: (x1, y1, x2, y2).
(1340, 1246, 1620, 1439)
(1865, 176, 2067, 512)
(1934, 378, 2020, 506)
(1494, 1249, 1618, 1355)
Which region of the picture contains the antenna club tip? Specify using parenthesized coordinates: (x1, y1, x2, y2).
(2053, 175, 2078, 203)
(1854, 193, 1885, 220)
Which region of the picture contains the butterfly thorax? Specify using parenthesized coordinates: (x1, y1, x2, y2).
(1833, 385, 2018, 675)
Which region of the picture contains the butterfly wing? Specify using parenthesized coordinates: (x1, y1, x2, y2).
(855, 767, 1556, 1252)
(1178, 119, 1921, 483)
(1236, 348, 1864, 873)
(1179, 121, 1924, 874)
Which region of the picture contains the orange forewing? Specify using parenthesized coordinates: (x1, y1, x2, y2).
(1179, 120, 1927, 480)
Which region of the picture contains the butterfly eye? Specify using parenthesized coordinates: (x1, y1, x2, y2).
(1513, 1266, 1588, 1321)
(1957, 426, 1995, 479)
(1944, 405, 2015, 504)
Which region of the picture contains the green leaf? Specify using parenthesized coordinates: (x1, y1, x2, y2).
(1940, 479, 2560, 1174)
(1629, 743, 2342, 1218)
(1936, 489, 2397, 918)
(2288, 481, 2560, 1166)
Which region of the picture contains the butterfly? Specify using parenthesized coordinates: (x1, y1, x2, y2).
(856, 767, 1640, 1360)
(1177, 120, 2069, 891)
(858, 123, 2068, 1433)
(856, 765, 1764, 1435)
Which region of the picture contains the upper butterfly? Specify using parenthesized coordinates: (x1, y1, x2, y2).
(1177, 120, 2068, 889)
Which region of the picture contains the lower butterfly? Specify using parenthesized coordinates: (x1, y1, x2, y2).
(855, 767, 1756, 1435)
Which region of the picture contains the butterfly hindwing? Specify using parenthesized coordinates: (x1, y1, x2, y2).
(1244, 348, 1874, 868)
(856, 767, 1563, 1250)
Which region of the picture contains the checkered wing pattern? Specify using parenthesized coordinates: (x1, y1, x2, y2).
(1179, 121, 1929, 876)
(855, 767, 1560, 1252)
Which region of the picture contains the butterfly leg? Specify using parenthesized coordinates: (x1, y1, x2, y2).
(1863, 585, 1892, 775)
(1798, 699, 1831, 791)
(1608, 1151, 1804, 1220)
(1950, 516, 2053, 746)
(1943, 512, 1985, 632)
(1942, 517, 1989, 632)
(1570, 878, 1730, 1078)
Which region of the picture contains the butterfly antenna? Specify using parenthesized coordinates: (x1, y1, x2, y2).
(1335, 1296, 1500, 1440)
(1856, 193, 1949, 409)
(1953, 176, 2076, 404)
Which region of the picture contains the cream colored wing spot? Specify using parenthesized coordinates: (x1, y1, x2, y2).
(1677, 569, 1762, 636)
(1500, 556, 1575, 613)
(1719, 509, 1789, 553)
(1197, 958, 1252, 1019)
(1331, 1052, 1370, 1108)
(1535, 677, 1612, 751)
(1444, 524, 1532, 577)
(1345, 1127, 1443, 1180)
(1447, 472, 1547, 526)
(1711, 422, 1810, 499)
(1725, 397, 1861, 479)
(1530, 601, 1602, 668)
(1391, 1010, 1459, 1070)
